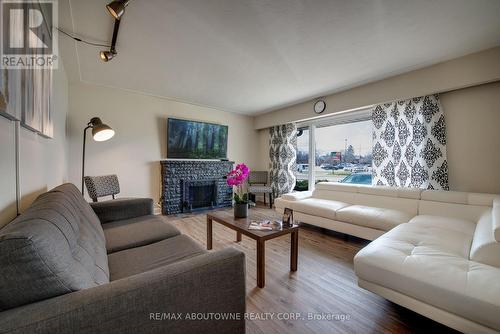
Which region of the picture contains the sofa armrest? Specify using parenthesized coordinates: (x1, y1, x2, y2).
(0, 248, 246, 334)
(281, 191, 313, 201)
(90, 198, 154, 223)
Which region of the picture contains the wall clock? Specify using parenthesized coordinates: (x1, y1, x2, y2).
(314, 100, 326, 114)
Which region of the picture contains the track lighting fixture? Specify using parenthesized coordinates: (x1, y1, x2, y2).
(100, 50, 116, 62)
(99, 16, 121, 62)
(99, 0, 131, 62)
(106, 0, 130, 20)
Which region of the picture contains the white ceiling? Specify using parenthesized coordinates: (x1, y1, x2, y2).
(59, 0, 500, 115)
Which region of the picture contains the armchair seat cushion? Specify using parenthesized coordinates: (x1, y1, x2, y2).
(103, 215, 180, 254)
(336, 205, 414, 231)
(108, 234, 206, 280)
(248, 185, 273, 193)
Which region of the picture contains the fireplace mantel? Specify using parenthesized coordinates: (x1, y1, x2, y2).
(160, 160, 234, 215)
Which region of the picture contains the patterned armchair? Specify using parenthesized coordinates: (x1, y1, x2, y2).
(248, 171, 273, 208)
(84, 175, 121, 202)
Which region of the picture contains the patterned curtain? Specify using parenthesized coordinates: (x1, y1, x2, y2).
(269, 123, 297, 197)
(372, 94, 449, 190)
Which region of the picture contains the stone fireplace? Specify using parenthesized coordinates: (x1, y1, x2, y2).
(161, 160, 233, 214)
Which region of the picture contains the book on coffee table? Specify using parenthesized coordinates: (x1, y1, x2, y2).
(248, 220, 283, 231)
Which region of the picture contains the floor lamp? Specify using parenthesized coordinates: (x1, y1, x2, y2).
(82, 117, 115, 195)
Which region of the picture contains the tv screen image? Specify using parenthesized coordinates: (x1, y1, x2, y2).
(167, 118, 228, 159)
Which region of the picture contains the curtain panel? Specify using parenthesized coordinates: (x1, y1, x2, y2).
(269, 123, 297, 197)
(372, 94, 449, 190)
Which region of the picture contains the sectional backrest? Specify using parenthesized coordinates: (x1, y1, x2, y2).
(312, 183, 421, 215)
(0, 183, 109, 310)
(419, 190, 497, 222)
(311, 182, 499, 220)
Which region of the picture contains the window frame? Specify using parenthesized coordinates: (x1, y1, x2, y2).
(296, 107, 373, 191)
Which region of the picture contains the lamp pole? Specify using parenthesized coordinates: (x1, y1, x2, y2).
(82, 124, 92, 195)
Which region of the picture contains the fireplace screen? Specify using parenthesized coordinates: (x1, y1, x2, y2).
(182, 179, 218, 212)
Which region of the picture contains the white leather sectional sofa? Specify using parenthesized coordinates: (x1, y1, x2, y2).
(275, 183, 500, 333)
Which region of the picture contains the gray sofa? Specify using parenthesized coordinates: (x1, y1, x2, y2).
(0, 183, 246, 334)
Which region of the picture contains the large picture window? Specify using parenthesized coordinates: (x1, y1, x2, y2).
(294, 127, 310, 191)
(294, 109, 372, 191)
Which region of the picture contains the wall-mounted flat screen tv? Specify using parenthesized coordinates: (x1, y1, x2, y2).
(167, 118, 228, 159)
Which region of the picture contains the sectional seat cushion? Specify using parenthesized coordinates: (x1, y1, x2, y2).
(354, 215, 500, 331)
(408, 214, 477, 235)
(103, 215, 181, 254)
(286, 198, 350, 220)
(336, 205, 414, 231)
(0, 184, 109, 310)
(108, 234, 206, 280)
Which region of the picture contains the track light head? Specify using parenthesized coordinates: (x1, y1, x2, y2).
(100, 50, 116, 62)
(106, 0, 129, 20)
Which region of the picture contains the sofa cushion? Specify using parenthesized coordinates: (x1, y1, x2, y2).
(108, 234, 206, 280)
(470, 212, 500, 268)
(354, 217, 500, 331)
(0, 183, 109, 310)
(336, 205, 414, 231)
(408, 214, 476, 236)
(102, 215, 181, 254)
(289, 198, 350, 220)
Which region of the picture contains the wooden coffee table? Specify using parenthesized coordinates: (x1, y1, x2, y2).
(206, 210, 299, 288)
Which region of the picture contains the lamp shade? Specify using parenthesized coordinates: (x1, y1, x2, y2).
(106, 0, 129, 19)
(92, 125, 115, 141)
(100, 50, 116, 62)
(89, 117, 115, 141)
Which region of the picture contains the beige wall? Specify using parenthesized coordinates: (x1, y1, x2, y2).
(441, 82, 500, 194)
(67, 83, 259, 204)
(256, 129, 270, 171)
(0, 64, 69, 227)
(254, 46, 500, 129)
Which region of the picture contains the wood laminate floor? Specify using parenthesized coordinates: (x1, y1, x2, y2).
(165, 205, 458, 334)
